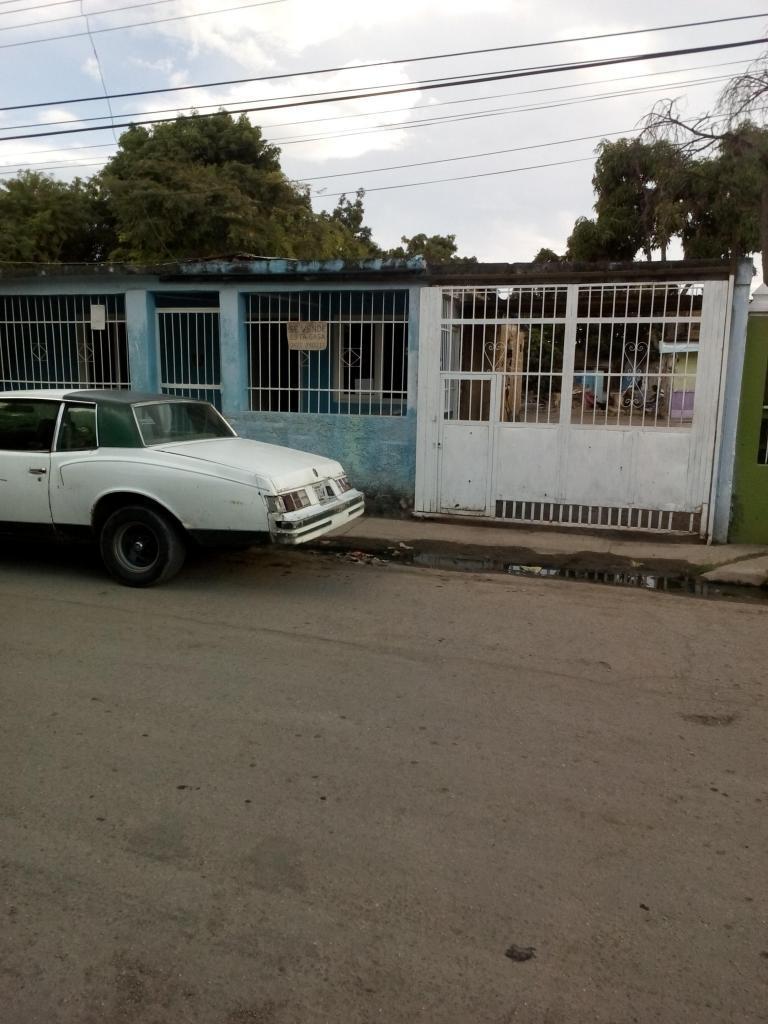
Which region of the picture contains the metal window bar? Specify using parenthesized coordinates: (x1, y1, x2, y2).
(440, 286, 568, 424)
(246, 290, 408, 416)
(157, 309, 222, 410)
(0, 294, 129, 391)
(572, 282, 702, 428)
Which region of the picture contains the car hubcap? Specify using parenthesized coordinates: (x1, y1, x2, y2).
(115, 523, 160, 573)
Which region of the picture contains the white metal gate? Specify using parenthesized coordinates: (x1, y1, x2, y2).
(157, 308, 221, 409)
(417, 278, 732, 535)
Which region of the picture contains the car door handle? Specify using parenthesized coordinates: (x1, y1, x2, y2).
(28, 467, 47, 476)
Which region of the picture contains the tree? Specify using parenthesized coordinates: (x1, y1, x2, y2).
(680, 146, 760, 259)
(566, 217, 604, 260)
(385, 232, 476, 263)
(562, 138, 690, 263)
(0, 171, 115, 262)
(532, 247, 563, 263)
(98, 112, 355, 262)
(326, 189, 381, 259)
(0, 111, 479, 265)
(643, 55, 768, 279)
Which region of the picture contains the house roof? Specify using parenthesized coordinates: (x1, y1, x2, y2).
(0, 255, 747, 286)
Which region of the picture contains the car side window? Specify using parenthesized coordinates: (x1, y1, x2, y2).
(0, 399, 60, 452)
(58, 404, 98, 451)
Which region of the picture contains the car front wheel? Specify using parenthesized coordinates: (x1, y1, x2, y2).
(99, 505, 186, 587)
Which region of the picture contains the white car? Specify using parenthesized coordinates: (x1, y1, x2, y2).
(0, 389, 364, 586)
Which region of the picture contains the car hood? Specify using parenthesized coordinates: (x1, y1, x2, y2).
(155, 437, 344, 491)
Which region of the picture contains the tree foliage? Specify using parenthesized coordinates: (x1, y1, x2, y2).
(325, 189, 381, 259)
(0, 171, 115, 262)
(0, 112, 475, 266)
(385, 232, 476, 263)
(99, 112, 350, 261)
(532, 247, 563, 264)
(557, 138, 690, 263)
(641, 57, 768, 278)
(590, 138, 688, 260)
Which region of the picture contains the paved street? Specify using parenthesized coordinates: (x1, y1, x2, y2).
(1, 542, 767, 1024)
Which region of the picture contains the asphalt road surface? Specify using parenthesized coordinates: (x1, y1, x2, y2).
(1, 541, 767, 1024)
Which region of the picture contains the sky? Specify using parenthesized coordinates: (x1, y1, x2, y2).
(0, 0, 766, 263)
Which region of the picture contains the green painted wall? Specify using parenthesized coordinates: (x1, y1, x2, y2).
(730, 314, 768, 542)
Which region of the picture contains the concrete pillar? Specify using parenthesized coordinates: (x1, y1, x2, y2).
(711, 259, 754, 542)
(219, 286, 248, 414)
(125, 289, 156, 391)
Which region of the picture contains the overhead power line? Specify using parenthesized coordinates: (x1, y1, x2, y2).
(0, 0, 287, 48)
(298, 108, 742, 186)
(0, 0, 193, 32)
(270, 74, 737, 147)
(0, 0, 109, 7)
(2, 37, 763, 144)
(0, 0, 78, 7)
(315, 156, 598, 199)
(0, 11, 765, 109)
(1, 55, 753, 165)
(299, 129, 647, 182)
(0, 64, 739, 136)
(0, 126, 634, 175)
(80, 0, 118, 143)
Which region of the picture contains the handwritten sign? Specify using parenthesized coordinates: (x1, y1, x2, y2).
(286, 322, 328, 350)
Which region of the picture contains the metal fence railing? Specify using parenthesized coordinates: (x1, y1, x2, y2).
(0, 294, 129, 391)
(246, 290, 409, 416)
(157, 308, 222, 410)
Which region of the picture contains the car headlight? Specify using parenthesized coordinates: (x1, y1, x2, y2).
(266, 489, 312, 514)
(334, 475, 353, 493)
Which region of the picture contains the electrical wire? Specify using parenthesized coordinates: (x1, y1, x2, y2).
(270, 74, 737, 147)
(265, 59, 751, 137)
(0, 0, 196, 31)
(80, 0, 118, 143)
(300, 109, 746, 186)
(0, 37, 764, 143)
(297, 129, 651, 182)
(0, 0, 79, 7)
(0, 55, 753, 166)
(0, 0, 287, 48)
(0, 11, 765, 108)
(313, 156, 597, 198)
(0, 62, 740, 135)
(0, 127, 637, 175)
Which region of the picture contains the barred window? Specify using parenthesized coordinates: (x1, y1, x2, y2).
(440, 286, 568, 424)
(0, 294, 128, 391)
(572, 283, 703, 428)
(247, 290, 408, 415)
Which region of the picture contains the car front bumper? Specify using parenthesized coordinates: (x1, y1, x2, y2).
(270, 491, 365, 545)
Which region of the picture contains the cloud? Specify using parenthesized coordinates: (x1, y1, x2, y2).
(151, 0, 533, 67)
(126, 60, 423, 161)
(82, 56, 102, 81)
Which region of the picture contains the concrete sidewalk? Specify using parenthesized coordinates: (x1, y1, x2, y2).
(322, 514, 768, 584)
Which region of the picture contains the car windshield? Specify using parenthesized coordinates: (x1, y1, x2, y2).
(133, 401, 235, 446)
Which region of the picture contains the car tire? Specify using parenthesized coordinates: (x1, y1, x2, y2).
(99, 505, 186, 587)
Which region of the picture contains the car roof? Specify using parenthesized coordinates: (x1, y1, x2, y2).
(0, 388, 201, 405)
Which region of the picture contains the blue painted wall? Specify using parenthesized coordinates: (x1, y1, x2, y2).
(0, 268, 423, 509)
(227, 409, 417, 511)
(223, 280, 421, 511)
